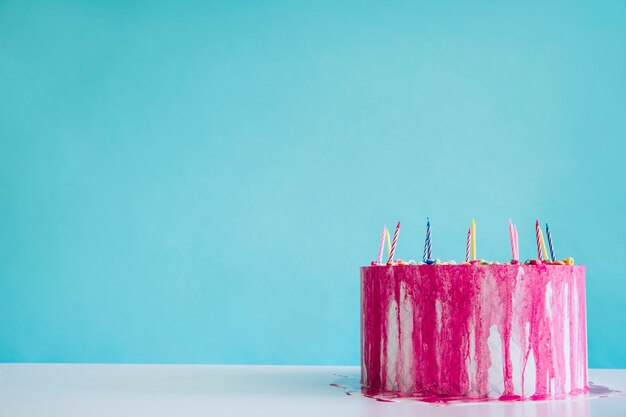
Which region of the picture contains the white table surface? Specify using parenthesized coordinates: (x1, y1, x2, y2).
(0, 364, 623, 417)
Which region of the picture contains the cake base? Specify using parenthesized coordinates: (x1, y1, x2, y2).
(361, 265, 588, 399)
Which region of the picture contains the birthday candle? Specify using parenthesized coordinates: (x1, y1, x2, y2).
(388, 221, 400, 262)
(545, 223, 556, 261)
(539, 227, 550, 261)
(465, 227, 471, 262)
(508, 219, 515, 260)
(513, 224, 519, 260)
(385, 228, 391, 259)
(423, 218, 432, 262)
(535, 220, 543, 260)
(471, 219, 476, 261)
(377, 225, 386, 265)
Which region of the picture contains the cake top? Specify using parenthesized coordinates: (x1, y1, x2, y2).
(368, 258, 576, 267)
(370, 219, 576, 267)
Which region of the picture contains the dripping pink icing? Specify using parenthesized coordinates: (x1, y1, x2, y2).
(361, 265, 588, 400)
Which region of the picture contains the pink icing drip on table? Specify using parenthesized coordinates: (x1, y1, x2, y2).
(361, 265, 588, 400)
(331, 376, 617, 405)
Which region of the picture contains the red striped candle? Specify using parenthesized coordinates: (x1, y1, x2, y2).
(388, 221, 400, 262)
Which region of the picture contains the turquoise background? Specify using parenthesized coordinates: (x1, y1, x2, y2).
(1, 1, 625, 367)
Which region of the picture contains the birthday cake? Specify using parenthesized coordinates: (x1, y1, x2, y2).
(361, 220, 588, 400)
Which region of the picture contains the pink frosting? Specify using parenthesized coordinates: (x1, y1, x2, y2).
(361, 265, 588, 400)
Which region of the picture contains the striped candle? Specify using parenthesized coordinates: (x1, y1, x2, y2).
(539, 227, 550, 261)
(385, 228, 391, 259)
(377, 225, 386, 265)
(471, 219, 476, 261)
(508, 219, 515, 260)
(546, 223, 556, 261)
(465, 227, 471, 262)
(535, 220, 543, 260)
(388, 221, 400, 262)
(423, 218, 432, 262)
(513, 224, 519, 260)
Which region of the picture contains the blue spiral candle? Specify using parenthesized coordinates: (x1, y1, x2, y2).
(545, 223, 556, 262)
(423, 218, 432, 262)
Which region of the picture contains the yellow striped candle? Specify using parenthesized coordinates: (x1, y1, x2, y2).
(539, 227, 550, 261)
